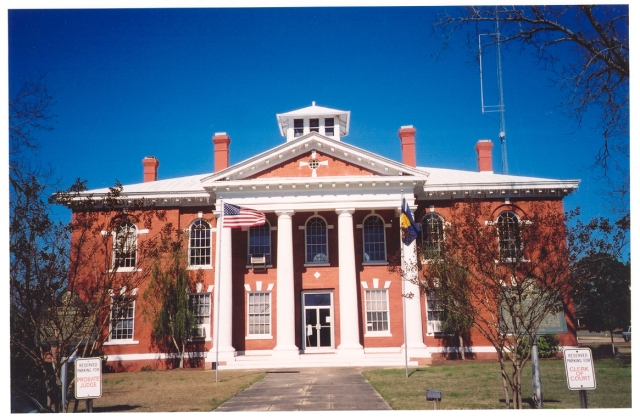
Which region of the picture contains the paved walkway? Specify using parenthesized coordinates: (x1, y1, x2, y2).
(215, 367, 392, 411)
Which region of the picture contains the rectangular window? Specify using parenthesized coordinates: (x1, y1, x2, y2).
(110, 297, 135, 341)
(189, 219, 211, 267)
(365, 289, 389, 332)
(189, 293, 211, 339)
(363, 216, 386, 262)
(294, 119, 304, 137)
(324, 118, 334, 136)
(248, 292, 271, 336)
(305, 217, 328, 264)
(309, 118, 319, 133)
(248, 223, 271, 265)
(114, 222, 137, 269)
(426, 292, 444, 334)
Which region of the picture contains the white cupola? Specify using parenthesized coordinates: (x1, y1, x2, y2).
(276, 102, 350, 142)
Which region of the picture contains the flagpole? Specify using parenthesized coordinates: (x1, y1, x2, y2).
(214, 199, 224, 383)
(401, 192, 409, 379)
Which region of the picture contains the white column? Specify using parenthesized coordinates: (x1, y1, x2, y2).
(336, 208, 364, 353)
(206, 215, 236, 365)
(402, 211, 430, 358)
(272, 210, 299, 356)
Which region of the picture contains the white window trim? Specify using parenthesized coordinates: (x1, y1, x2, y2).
(494, 211, 529, 263)
(303, 215, 330, 265)
(361, 214, 388, 264)
(187, 265, 213, 271)
(247, 291, 273, 339)
(189, 292, 212, 341)
(188, 219, 213, 268)
(112, 222, 139, 272)
(323, 117, 335, 136)
(425, 292, 451, 336)
(420, 213, 446, 264)
(245, 221, 273, 268)
(363, 286, 392, 337)
(108, 296, 137, 344)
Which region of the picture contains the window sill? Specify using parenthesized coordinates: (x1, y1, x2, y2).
(187, 265, 213, 271)
(245, 265, 273, 269)
(495, 259, 531, 264)
(362, 261, 388, 266)
(304, 263, 330, 267)
(112, 267, 141, 273)
(365, 332, 392, 338)
(108, 268, 142, 273)
(246, 335, 273, 340)
(104, 340, 139, 346)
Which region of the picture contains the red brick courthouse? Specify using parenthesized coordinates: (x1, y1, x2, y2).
(67, 103, 579, 371)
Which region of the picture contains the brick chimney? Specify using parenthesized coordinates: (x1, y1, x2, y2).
(213, 132, 231, 173)
(142, 156, 159, 182)
(475, 139, 493, 173)
(398, 125, 417, 167)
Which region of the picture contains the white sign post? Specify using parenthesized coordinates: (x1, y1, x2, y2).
(563, 348, 596, 408)
(75, 357, 102, 412)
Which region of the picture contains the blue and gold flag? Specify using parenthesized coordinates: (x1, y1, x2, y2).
(400, 197, 421, 246)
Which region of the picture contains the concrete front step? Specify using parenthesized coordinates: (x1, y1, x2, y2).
(217, 352, 424, 370)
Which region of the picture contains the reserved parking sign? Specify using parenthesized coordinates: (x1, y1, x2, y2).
(563, 348, 596, 390)
(75, 357, 102, 399)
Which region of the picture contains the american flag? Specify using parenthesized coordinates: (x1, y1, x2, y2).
(222, 203, 266, 228)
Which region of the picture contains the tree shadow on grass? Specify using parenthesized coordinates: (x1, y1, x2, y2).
(408, 368, 428, 377)
(93, 404, 141, 412)
(499, 398, 561, 409)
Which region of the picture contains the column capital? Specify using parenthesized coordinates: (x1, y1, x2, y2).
(335, 208, 355, 216)
(275, 210, 295, 217)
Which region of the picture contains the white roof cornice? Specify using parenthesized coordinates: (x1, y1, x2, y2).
(416, 166, 580, 199)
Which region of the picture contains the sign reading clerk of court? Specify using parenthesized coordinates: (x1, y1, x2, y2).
(563, 348, 596, 390)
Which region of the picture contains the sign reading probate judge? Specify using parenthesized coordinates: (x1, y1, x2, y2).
(563, 348, 596, 390)
(75, 357, 102, 399)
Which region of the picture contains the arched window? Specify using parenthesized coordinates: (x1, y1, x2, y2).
(362, 215, 386, 262)
(306, 216, 328, 264)
(421, 213, 444, 257)
(497, 211, 521, 261)
(114, 221, 137, 269)
(248, 221, 271, 265)
(189, 219, 212, 267)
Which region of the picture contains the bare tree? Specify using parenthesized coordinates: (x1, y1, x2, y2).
(11, 174, 178, 412)
(9, 76, 56, 176)
(412, 200, 624, 409)
(434, 5, 629, 215)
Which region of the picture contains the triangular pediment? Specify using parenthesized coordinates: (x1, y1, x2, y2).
(200, 133, 426, 186)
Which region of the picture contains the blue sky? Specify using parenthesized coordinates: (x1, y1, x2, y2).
(7, 4, 630, 228)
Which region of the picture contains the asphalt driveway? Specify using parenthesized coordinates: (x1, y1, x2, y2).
(214, 367, 392, 411)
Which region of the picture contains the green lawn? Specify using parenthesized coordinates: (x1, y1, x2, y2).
(363, 351, 631, 409)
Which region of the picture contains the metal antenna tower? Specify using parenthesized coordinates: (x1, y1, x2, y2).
(478, 18, 508, 174)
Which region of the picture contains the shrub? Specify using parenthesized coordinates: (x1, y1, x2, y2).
(140, 364, 156, 372)
(537, 334, 560, 358)
(517, 334, 560, 359)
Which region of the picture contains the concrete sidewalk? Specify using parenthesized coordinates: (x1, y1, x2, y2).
(215, 367, 393, 411)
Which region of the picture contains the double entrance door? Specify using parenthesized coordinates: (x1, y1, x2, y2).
(302, 291, 334, 352)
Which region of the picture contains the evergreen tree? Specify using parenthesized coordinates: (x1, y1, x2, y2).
(573, 253, 630, 355)
(144, 241, 196, 369)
